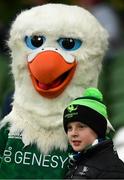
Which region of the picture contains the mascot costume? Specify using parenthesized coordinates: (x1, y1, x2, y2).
(0, 3, 109, 179)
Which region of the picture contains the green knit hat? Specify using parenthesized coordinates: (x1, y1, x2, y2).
(69, 87, 108, 119)
(63, 87, 108, 138)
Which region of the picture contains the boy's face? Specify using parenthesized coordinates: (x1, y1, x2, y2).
(67, 121, 97, 152)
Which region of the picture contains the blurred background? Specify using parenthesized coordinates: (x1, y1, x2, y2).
(0, 0, 124, 133)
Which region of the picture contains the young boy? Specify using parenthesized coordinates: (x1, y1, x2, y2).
(63, 87, 124, 179)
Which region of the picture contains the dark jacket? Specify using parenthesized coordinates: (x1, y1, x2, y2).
(65, 140, 124, 179)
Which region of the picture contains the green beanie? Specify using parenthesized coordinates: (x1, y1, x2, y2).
(63, 87, 108, 138)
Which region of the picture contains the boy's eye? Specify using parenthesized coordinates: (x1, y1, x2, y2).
(78, 124, 87, 129)
(25, 35, 46, 49)
(57, 38, 82, 51)
(67, 125, 72, 131)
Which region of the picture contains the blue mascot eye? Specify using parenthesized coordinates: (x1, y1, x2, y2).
(57, 38, 82, 51)
(25, 35, 46, 50)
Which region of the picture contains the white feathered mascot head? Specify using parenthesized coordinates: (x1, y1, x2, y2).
(0, 3, 108, 179)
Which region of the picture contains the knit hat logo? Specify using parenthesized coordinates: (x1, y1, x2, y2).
(67, 104, 78, 113)
(65, 105, 78, 119)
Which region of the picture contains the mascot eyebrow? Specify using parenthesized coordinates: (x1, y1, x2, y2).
(0, 3, 109, 179)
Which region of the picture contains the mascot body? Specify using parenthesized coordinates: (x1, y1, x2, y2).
(0, 3, 108, 179)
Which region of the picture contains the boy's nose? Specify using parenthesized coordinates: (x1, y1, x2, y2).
(71, 128, 78, 136)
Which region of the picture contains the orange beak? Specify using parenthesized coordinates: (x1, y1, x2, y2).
(28, 50, 77, 98)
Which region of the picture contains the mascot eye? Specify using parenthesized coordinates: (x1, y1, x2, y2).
(25, 35, 46, 49)
(58, 38, 82, 51)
